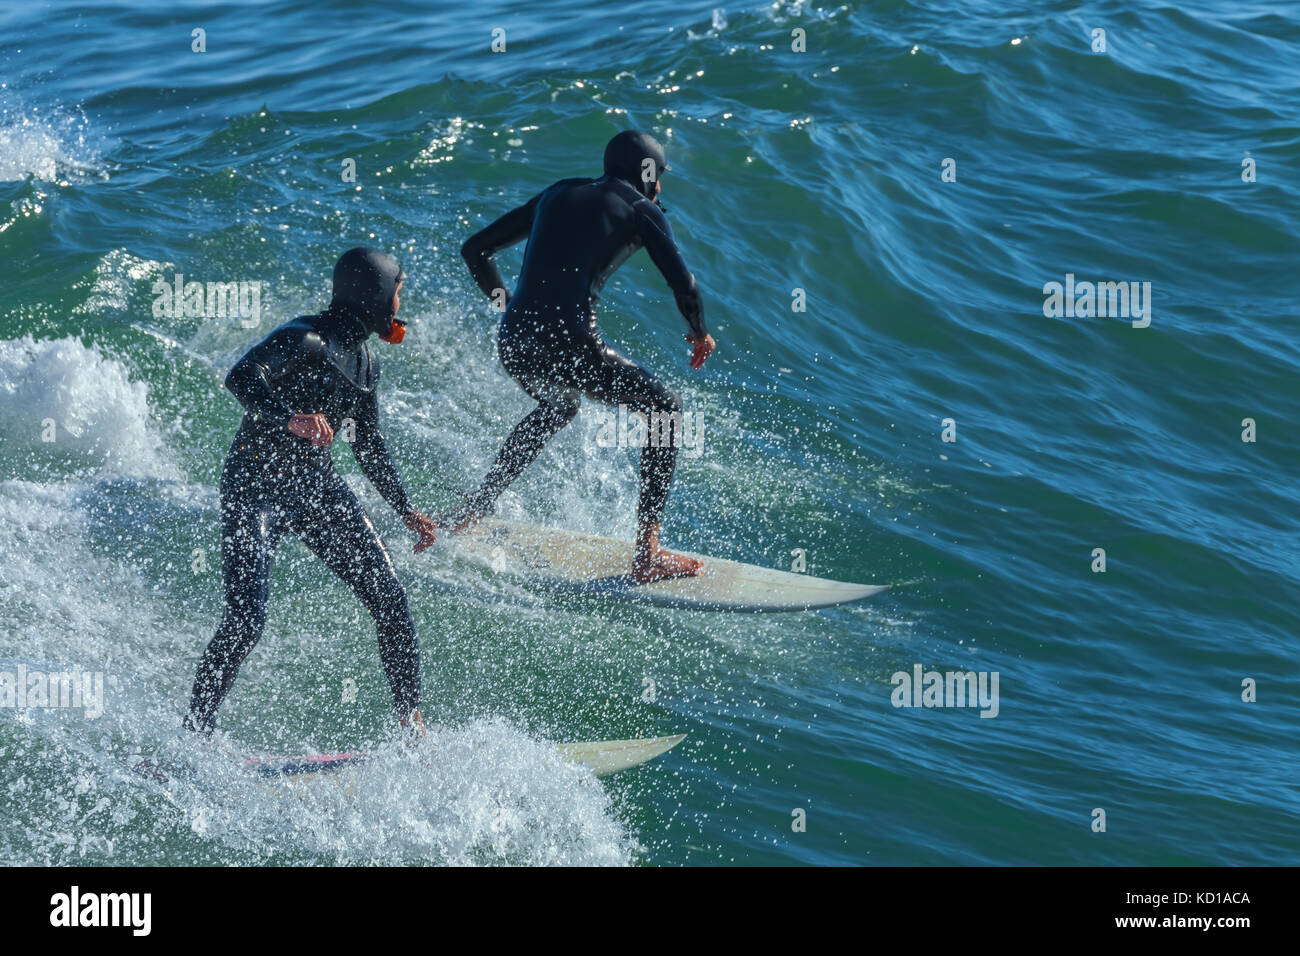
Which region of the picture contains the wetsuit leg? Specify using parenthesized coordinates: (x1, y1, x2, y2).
(185, 469, 284, 733)
(462, 401, 579, 516)
(457, 333, 582, 518)
(462, 332, 682, 528)
(293, 471, 421, 719)
(573, 344, 683, 530)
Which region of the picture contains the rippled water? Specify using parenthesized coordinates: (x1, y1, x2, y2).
(1, 0, 1297, 865)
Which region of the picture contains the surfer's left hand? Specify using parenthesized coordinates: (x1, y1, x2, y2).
(686, 333, 716, 369)
(405, 513, 438, 553)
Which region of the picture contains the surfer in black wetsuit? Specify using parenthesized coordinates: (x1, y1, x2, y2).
(448, 130, 716, 582)
(183, 247, 438, 736)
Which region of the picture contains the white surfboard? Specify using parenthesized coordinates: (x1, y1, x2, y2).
(446, 518, 887, 612)
(553, 734, 686, 776)
(134, 734, 686, 784)
(244, 734, 686, 780)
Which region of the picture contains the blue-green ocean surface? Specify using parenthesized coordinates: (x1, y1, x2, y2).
(1, 0, 1297, 865)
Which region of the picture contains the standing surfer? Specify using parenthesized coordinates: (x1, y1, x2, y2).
(183, 248, 437, 736)
(447, 130, 715, 582)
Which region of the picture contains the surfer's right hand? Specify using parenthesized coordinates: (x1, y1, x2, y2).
(288, 413, 334, 448)
(686, 333, 716, 369)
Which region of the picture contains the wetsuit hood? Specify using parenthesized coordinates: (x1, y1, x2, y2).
(330, 247, 407, 342)
(603, 130, 667, 200)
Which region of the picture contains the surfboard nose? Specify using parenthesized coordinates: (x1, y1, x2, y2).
(554, 734, 687, 776)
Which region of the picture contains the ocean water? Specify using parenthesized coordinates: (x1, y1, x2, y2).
(1, 0, 1297, 866)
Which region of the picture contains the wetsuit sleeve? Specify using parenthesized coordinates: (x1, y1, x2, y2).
(460, 191, 543, 301)
(352, 387, 416, 521)
(635, 200, 708, 338)
(223, 327, 313, 428)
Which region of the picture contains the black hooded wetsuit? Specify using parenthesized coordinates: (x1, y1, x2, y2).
(459, 169, 706, 528)
(185, 300, 421, 733)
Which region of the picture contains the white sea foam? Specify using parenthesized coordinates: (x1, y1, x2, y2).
(0, 336, 181, 481)
(0, 480, 637, 865)
(0, 104, 105, 185)
(152, 719, 637, 866)
(0, 479, 178, 677)
(2, 658, 637, 865)
(75, 249, 166, 317)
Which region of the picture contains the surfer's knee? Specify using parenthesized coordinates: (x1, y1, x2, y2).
(545, 394, 580, 423)
(361, 564, 412, 624)
(211, 613, 261, 660)
(637, 388, 683, 450)
(645, 386, 681, 416)
(219, 592, 267, 640)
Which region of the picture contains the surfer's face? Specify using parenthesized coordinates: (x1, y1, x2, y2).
(377, 280, 407, 343)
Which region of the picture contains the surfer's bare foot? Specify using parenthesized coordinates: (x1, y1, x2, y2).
(400, 708, 426, 745)
(634, 548, 702, 583)
(633, 523, 702, 583)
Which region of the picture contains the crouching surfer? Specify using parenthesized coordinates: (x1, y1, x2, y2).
(446, 130, 715, 582)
